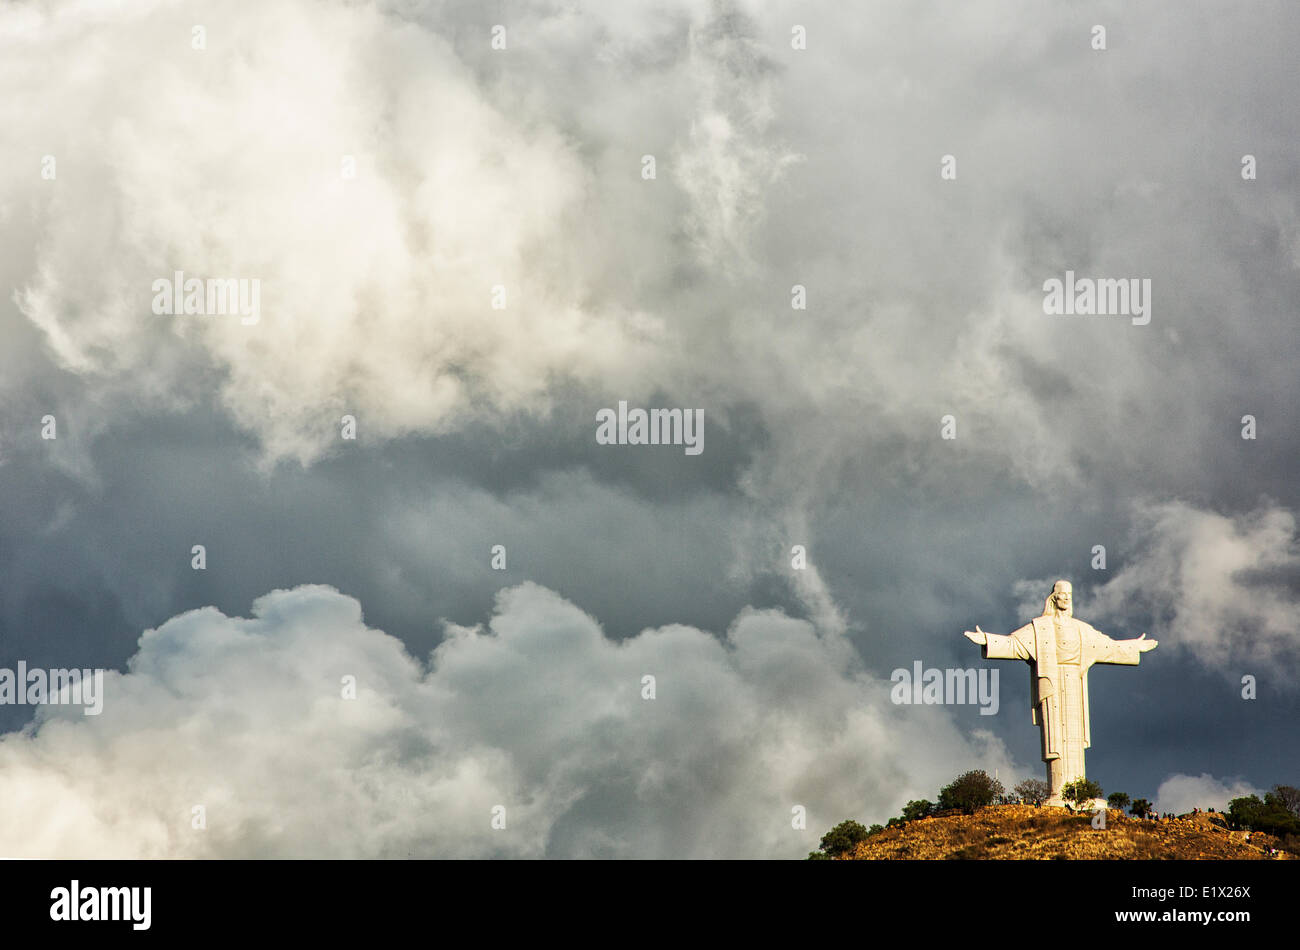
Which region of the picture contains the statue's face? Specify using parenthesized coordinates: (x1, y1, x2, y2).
(1052, 583, 1072, 612)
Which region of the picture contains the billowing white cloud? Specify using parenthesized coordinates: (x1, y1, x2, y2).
(1154, 772, 1260, 816)
(0, 582, 1017, 857)
(4, 0, 670, 464)
(1, 0, 814, 468)
(1090, 501, 1300, 674)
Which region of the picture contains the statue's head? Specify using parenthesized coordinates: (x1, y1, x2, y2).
(1042, 579, 1073, 617)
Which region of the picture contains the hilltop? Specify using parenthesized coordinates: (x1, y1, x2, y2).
(841, 805, 1293, 860)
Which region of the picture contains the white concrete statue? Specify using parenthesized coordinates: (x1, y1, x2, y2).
(964, 580, 1157, 807)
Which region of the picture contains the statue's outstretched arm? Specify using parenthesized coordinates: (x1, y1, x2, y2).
(1091, 629, 1158, 665)
(965, 625, 1033, 661)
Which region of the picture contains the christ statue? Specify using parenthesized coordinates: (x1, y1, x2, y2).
(964, 580, 1157, 806)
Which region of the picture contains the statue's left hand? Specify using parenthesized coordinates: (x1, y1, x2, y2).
(1137, 633, 1158, 652)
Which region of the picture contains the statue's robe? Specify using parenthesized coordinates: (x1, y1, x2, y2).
(980, 615, 1144, 796)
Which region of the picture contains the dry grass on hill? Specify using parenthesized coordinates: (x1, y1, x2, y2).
(843, 805, 1293, 860)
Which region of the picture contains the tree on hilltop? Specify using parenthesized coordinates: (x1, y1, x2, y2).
(811, 819, 870, 859)
(1061, 778, 1103, 812)
(901, 799, 934, 822)
(1227, 789, 1300, 837)
(938, 770, 1005, 815)
(1272, 785, 1300, 818)
(1014, 778, 1050, 807)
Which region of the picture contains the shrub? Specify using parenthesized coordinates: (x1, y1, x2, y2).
(1227, 792, 1300, 837)
(1014, 778, 1051, 807)
(1273, 785, 1300, 818)
(816, 819, 870, 858)
(938, 770, 1005, 815)
(901, 799, 934, 822)
(1061, 778, 1104, 812)
(1282, 833, 1300, 858)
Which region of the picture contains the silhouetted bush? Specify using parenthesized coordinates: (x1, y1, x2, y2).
(938, 770, 1005, 815)
(815, 819, 870, 858)
(1227, 789, 1300, 837)
(901, 799, 934, 822)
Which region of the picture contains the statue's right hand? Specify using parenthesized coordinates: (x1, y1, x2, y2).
(964, 625, 987, 645)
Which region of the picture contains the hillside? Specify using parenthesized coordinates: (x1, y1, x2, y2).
(843, 805, 1294, 860)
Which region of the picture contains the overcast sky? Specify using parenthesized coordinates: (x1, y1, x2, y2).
(0, 0, 1296, 857)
